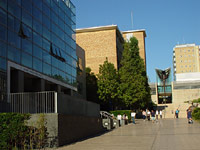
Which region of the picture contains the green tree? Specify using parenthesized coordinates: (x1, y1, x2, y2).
(119, 37, 151, 109)
(86, 67, 99, 103)
(97, 58, 120, 110)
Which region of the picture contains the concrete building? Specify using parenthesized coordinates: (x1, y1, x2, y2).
(76, 25, 124, 74)
(122, 29, 147, 69)
(173, 44, 200, 80)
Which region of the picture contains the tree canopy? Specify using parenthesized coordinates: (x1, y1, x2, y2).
(119, 37, 151, 109)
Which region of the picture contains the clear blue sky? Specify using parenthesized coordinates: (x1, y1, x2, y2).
(72, 0, 200, 82)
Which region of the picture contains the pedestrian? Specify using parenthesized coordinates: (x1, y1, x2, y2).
(156, 110, 159, 120)
(151, 110, 156, 123)
(160, 110, 162, 119)
(175, 109, 179, 118)
(147, 110, 151, 121)
(142, 110, 146, 121)
(131, 110, 136, 124)
(117, 114, 122, 126)
(187, 108, 193, 124)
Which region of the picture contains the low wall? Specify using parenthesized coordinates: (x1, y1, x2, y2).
(29, 114, 105, 147)
(57, 93, 100, 117)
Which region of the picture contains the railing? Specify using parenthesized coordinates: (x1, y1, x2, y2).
(100, 111, 113, 119)
(9, 91, 57, 114)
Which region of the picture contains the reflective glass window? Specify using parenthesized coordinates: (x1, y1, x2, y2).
(33, 19, 42, 34)
(33, 6, 42, 23)
(51, 0, 59, 15)
(65, 73, 71, 84)
(33, 31, 42, 47)
(66, 64, 71, 75)
(43, 3, 50, 18)
(43, 38, 50, 52)
(43, 51, 51, 64)
(0, 57, 6, 71)
(59, 70, 65, 81)
(21, 0, 32, 15)
(43, 27, 50, 40)
(52, 67, 58, 77)
(7, 45, 21, 63)
(23, 24, 32, 40)
(43, 62, 51, 76)
(22, 39, 32, 54)
(33, 57, 42, 72)
(58, 61, 65, 72)
(33, 0, 42, 10)
(0, 41, 6, 57)
(52, 57, 59, 68)
(8, 0, 21, 19)
(71, 67, 76, 77)
(51, 11, 58, 25)
(33, 44, 42, 60)
(21, 52, 32, 68)
(22, 10, 32, 27)
(0, 0, 7, 10)
(8, 30, 21, 49)
(0, 8, 7, 25)
(0, 25, 7, 41)
(58, 18, 65, 31)
(42, 14, 50, 29)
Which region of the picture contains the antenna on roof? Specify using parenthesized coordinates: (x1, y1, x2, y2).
(131, 11, 133, 29)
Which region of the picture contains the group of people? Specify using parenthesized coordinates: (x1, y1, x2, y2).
(174, 108, 193, 124)
(142, 110, 163, 123)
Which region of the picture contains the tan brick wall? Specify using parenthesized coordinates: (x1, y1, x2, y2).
(76, 29, 118, 74)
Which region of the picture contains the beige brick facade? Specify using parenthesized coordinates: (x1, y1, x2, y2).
(122, 30, 147, 69)
(76, 25, 124, 74)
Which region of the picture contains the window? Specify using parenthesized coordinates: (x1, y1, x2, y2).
(22, 0, 32, 15)
(33, 19, 42, 33)
(22, 39, 32, 54)
(0, 8, 7, 25)
(43, 62, 51, 76)
(43, 38, 50, 52)
(21, 52, 32, 68)
(8, 30, 21, 49)
(33, 31, 42, 47)
(7, 45, 21, 63)
(43, 3, 50, 18)
(32, 0, 42, 11)
(33, 7, 42, 23)
(33, 57, 42, 72)
(33, 44, 42, 60)
(0, 57, 6, 71)
(43, 14, 50, 29)
(8, 0, 21, 19)
(0, 41, 6, 57)
(0, 25, 7, 41)
(0, 0, 7, 10)
(43, 51, 51, 64)
(42, 27, 50, 40)
(22, 10, 32, 27)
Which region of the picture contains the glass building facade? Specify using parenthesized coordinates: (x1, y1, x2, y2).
(0, 0, 77, 101)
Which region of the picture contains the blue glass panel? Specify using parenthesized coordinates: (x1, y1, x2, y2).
(51, 0, 59, 15)
(33, 6, 42, 23)
(0, 57, 6, 71)
(66, 64, 71, 75)
(7, 45, 21, 63)
(8, 30, 21, 49)
(0, 25, 7, 41)
(42, 27, 50, 40)
(43, 51, 51, 64)
(0, 41, 6, 57)
(33, 19, 42, 34)
(43, 38, 50, 52)
(52, 67, 58, 77)
(43, 3, 50, 18)
(33, 57, 42, 72)
(22, 0, 32, 15)
(33, 31, 42, 47)
(71, 67, 76, 77)
(51, 11, 58, 24)
(42, 14, 50, 29)
(8, 0, 21, 19)
(43, 62, 51, 76)
(21, 52, 32, 68)
(0, 0, 7, 10)
(23, 23, 32, 40)
(22, 39, 32, 54)
(52, 57, 59, 68)
(0, 8, 7, 25)
(33, 0, 42, 10)
(22, 10, 32, 27)
(33, 44, 42, 60)
(58, 61, 65, 72)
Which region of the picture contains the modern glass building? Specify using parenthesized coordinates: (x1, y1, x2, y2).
(0, 0, 77, 103)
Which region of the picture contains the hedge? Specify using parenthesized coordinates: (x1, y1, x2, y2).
(192, 107, 200, 120)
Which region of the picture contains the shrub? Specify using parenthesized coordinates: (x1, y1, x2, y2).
(0, 113, 30, 150)
(192, 107, 200, 120)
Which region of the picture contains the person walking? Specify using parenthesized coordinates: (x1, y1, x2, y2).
(151, 110, 156, 123)
(187, 108, 193, 124)
(147, 110, 151, 121)
(131, 110, 136, 124)
(160, 110, 162, 119)
(175, 109, 179, 118)
(156, 110, 159, 120)
(142, 110, 146, 121)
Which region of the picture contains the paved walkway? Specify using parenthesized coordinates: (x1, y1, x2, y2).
(57, 119, 200, 150)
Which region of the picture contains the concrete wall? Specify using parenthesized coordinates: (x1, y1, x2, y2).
(28, 114, 104, 147)
(57, 93, 100, 117)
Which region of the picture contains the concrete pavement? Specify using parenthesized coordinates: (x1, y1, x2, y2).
(57, 119, 200, 150)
